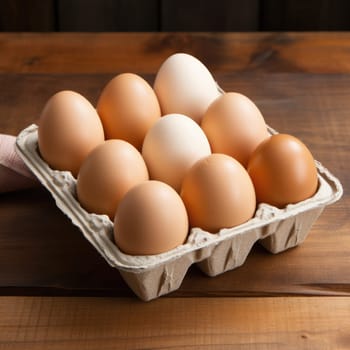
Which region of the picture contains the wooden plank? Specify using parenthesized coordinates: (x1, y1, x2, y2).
(0, 73, 348, 298)
(262, 0, 350, 31)
(2, 1, 350, 33)
(161, 0, 259, 31)
(0, 0, 55, 31)
(57, 0, 159, 31)
(2, 32, 350, 74)
(0, 296, 349, 349)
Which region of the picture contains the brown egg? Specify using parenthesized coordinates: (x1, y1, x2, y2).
(96, 73, 161, 150)
(76, 139, 149, 220)
(181, 154, 256, 233)
(114, 180, 189, 255)
(38, 90, 105, 177)
(247, 134, 318, 208)
(201, 92, 270, 167)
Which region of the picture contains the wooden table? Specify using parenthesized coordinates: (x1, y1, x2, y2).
(0, 32, 349, 349)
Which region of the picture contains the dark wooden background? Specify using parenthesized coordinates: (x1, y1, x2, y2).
(1, 0, 350, 32)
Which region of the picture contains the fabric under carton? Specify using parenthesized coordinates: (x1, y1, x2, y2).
(16, 124, 343, 301)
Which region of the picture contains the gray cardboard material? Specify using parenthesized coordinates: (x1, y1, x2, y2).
(16, 124, 343, 301)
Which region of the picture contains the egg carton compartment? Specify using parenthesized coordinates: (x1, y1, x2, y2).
(16, 124, 343, 301)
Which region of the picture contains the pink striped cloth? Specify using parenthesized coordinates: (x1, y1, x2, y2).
(0, 134, 39, 192)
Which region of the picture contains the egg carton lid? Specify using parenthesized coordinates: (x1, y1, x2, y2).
(16, 124, 343, 272)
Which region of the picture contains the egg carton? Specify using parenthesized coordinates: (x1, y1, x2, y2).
(16, 124, 343, 301)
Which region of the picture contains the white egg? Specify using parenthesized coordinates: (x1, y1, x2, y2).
(142, 113, 212, 192)
(154, 53, 221, 124)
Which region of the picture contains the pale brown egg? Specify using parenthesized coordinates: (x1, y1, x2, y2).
(154, 53, 221, 124)
(247, 134, 318, 208)
(181, 153, 256, 233)
(38, 90, 105, 177)
(142, 114, 211, 192)
(201, 92, 270, 167)
(96, 73, 161, 150)
(76, 139, 149, 220)
(114, 180, 189, 255)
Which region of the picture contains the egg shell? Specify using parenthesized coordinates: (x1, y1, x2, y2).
(142, 113, 211, 192)
(201, 92, 270, 167)
(76, 139, 149, 220)
(97, 73, 161, 150)
(247, 134, 319, 208)
(114, 180, 189, 256)
(181, 153, 256, 233)
(154, 53, 221, 124)
(38, 90, 105, 177)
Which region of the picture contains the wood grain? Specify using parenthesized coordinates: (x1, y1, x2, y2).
(261, 0, 350, 31)
(0, 72, 348, 298)
(0, 0, 55, 31)
(2, 0, 350, 32)
(160, 0, 259, 31)
(0, 32, 349, 349)
(57, 0, 159, 31)
(0, 296, 349, 349)
(0, 33, 350, 350)
(2, 32, 350, 74)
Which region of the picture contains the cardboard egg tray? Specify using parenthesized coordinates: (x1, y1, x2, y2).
(16, 124, 343, 301)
